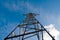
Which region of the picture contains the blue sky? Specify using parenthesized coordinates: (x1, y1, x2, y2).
(0, 0, 60, 40)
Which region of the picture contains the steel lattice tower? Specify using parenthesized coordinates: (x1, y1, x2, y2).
(4, 13, 55, 40)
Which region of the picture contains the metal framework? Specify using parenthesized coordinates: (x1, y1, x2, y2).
(4, 13, 55, 40)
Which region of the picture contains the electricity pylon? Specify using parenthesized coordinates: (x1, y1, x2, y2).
(4, 13, 55, 40)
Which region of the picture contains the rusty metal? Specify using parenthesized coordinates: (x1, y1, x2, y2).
(4, 13, 55, 40)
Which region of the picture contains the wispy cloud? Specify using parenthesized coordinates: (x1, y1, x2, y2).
(1, 1, 42, 13)
(3, 1, 24, 11)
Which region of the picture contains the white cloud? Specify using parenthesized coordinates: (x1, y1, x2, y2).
(44, 24, 60, 40)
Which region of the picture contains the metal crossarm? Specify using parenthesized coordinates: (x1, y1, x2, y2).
(4, 13, 55, 40)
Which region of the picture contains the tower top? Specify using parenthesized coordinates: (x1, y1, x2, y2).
(23, 13, 39, 16)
